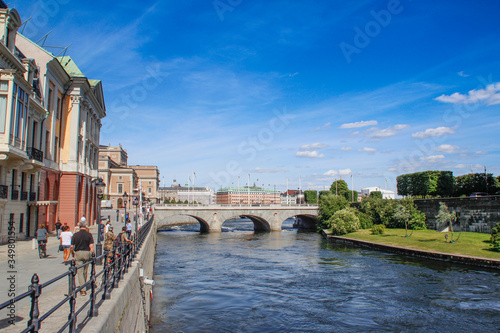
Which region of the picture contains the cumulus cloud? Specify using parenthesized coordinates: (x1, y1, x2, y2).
(299, 143, 328, 150)
(358, 147, 377, 152)
(412, 127, 455, 139)
(324, 168, 352, 177)
(296, 151, 325, 159)
(435, 82, 500, 105)
(366, 124, 410, 140)
(340, 147, 353, 151)
(434, 144, 460, 154)
(340, 120, 378, 129)
(420, 155, 445, 163)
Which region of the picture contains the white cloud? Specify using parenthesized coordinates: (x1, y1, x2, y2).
(311, 122, 331, 132)
(299, 143, 328, 150)
(254, 167, 287, 173)
(340, 146, 353, 151)
(412, 127, 455, 139)
(340, 120, 378, 129)
(420, 155, 445, 163)
(452, 163, 483, 170)
(366, 124, 410, 139)
(475, 151, 487, 155)
(435, 82, 500, 105)
(457, 71, 469, 77)
(358, 147, 377, 152)
(324, 168, 351, 177)
(296, 151, 325, 159)
(434, 144, 460, 154)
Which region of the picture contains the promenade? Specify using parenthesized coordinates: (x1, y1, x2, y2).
(0, 212, 129, 332)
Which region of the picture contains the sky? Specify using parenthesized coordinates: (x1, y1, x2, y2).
(12, 0, 500, 194)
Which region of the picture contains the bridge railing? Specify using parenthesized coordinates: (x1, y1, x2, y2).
(0, 216, 154, 333)
(156, 203, 318, 208)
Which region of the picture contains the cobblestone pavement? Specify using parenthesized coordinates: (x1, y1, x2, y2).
(0, 212, 129, 332)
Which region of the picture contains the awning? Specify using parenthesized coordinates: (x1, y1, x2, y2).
(29, 201, 59, 206)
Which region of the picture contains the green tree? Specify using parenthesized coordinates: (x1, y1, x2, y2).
(327, 208, 360, 236)
(490, 223, 500, 251)
(393, 204, 411, 236)
(304, 190, 318, 204)
(455, 173, 499, 196)
(317, 193, 349, 230)
(436, 202, 457, 242)
(369, 191, 383, 199)
(329, 180, 349, 198)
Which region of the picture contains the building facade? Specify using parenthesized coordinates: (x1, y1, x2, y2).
(158, 179, 214, 205)
(0, 2, 105, 243)
(216, 187, 280, 205)
(360, 186, 396, 199)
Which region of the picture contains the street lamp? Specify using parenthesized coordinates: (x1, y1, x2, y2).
(95, 178, 106, 264)
(133, 197, 139, 235)
(123, 191, 128, 225)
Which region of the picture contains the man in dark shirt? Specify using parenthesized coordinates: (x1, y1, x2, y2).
(71, 219, 94, 295)
(55, 221, 62, 239)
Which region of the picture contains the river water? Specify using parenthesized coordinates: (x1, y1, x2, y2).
(150, 219, 500, 332)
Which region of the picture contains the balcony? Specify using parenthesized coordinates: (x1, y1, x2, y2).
(26, 147, 43, 162)
(29, 192, 37, 201)
(0, 185, 7, 199)
(21, 191, 28, 201)
(11, 190, 19, 200)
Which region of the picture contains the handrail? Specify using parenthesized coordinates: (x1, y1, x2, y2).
(0, 215, 154, 333)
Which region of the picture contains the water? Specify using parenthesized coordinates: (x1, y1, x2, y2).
(151, 219, 500, 332)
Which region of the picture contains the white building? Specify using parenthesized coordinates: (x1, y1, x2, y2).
(361, 187, 396, 199)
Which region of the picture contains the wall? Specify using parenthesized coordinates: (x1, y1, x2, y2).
(85, 220, 157, 333)
(415, 196, 500, 233)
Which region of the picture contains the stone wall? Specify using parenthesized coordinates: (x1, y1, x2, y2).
(415, 196, 500, 233)
(85, 220, 157, 333)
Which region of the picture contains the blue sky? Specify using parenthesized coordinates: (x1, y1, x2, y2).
(13, 0, 500, 193)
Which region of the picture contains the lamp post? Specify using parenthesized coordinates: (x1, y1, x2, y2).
(133, 197, 139, 236)
(95, 178, 106, 264)
(123, 192, 128, 225)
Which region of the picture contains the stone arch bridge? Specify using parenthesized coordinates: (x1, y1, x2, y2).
(154, 205, 319, 232)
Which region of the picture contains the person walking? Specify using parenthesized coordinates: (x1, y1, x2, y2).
(104, 220, 112, 234)
(70, 218, 94, 296)
(55, 220, 62, 239)
(126, 219, 132, 238)
(60, 225, 73, 264)
(103, 226, 116, 262)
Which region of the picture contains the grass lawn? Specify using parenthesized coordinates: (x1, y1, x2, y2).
(341, 229, 500, 259)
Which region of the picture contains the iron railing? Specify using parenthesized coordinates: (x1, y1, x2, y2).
(26, 147, 43, 162)
(0, 185, 7, 199)
(0, 216, 154, 333)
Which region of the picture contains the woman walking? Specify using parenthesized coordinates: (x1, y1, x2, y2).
(60, 225, 73, 264)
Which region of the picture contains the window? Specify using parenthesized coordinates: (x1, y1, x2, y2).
(148, 187, 151, 194)
(15, 86, 28, 139)
(118, 183, 123, 193)
(119, 176, 122, 180)
(45, 131, 50, 160)
(19, 214, 24, 233)
(56, 96, 61, 120)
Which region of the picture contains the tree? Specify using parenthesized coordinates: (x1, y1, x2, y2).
(455, 173, 499, 196)
(304, 190, 318, 204)
(327, 208, 360, 235)
(369, 191, 383, 199)
(435, 202, 457, 242)
(393, 205, 411, 236)
(317, 193, 349, 230)
(329, 180, 349, 198)
(490, 223, 500, 251)
(397, 171, 455, 197)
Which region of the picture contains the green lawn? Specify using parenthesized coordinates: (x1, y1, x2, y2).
(341, 229, 500, 259)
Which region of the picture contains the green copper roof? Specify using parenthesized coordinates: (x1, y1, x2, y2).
(57, 56, 85, 77)
(88, 79, 101, 87)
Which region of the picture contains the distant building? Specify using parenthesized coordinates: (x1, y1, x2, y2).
(361, 187, 396, 199)
(159, 179, 214, 205)
(216, 187, 280, 205)
(280, 190, 304, 205)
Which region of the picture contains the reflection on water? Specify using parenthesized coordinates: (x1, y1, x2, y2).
(151, 220, 500, 332)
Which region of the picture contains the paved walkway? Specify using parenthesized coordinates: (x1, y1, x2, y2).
(0, 215, 129, 332)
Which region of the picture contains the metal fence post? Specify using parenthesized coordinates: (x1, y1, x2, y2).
(113, 248, 120, 288)
(68, 260, 77, 333)
(27, 274, 41, 333)
(103, 251, 111, 300)
(89, 253, 98, 317)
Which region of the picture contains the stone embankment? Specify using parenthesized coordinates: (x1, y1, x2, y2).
(322, 230, 500, 270)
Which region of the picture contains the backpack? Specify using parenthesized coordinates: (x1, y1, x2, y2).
(113, 232, 123, 249)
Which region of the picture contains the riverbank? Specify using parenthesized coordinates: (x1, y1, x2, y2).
(322, 230, 500, 270)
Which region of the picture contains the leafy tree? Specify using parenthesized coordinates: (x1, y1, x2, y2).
(436, 202, 457, 242)
(393, 204, 411, 236)
(455, 173, 499, 196)
(327, 208, 360, 235)
(304, 190, 318, 204)
(397, 171, 454, 197)
(490, 223, 500, 251)
(317, 193, 349, 230)
(370, 191, 383, 199)
(399, 197, 427, 230)
(355, 210, 372, 229)
(318, 190, 330, 199)
(347, 190, 358, 202)
(329, 180, 349, 198)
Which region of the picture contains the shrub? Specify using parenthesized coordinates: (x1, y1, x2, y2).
(327, 208, 360, 235)
(490, 223, 500, 252)
(369, 191, 383, 199)
(317, 193, 349, 230)
(355, 211, 372, 229)
(371, 224, 386, 235)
